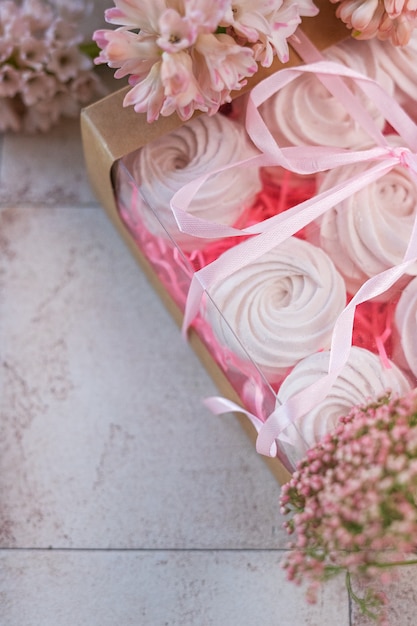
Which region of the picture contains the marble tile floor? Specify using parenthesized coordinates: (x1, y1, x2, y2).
(1, 74, 417, 626)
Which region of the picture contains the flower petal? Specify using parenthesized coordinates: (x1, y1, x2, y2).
(123, 61, 165, 122)
(105, 0, 166, 32)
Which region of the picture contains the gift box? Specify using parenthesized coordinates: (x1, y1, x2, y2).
(81, 1, 417, 485)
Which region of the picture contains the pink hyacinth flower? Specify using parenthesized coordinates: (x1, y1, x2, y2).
(104, 0, 166, 31)
(185, 0, 232, 33)
(123, 61, 166, 122)
(194, 32, 257, 94)
(94, 0, 317, 122)
(222, 0, 274, 43)
(270, 1, 305, 62)
(332, 0, 417, 44)
(384, 0, 407, 17)
(20, 71, 56, 106)
(156, 8, 198, 52)
(0, 64, 21, 98)
(160, 50, 206, 119)
(47, 47, 91, 82)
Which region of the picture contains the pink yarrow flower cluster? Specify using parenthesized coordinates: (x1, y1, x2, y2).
(331, 0, 417, 45)
(280, 390, 417, 623)
(0, 0, 105, 133)
(93, 0, 318, 122)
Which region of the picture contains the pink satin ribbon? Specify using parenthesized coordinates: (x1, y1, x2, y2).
(172, 31, 417, 460)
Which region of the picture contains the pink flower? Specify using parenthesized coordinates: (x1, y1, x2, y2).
(47, 47, 90, 82)
(21, 0, 54, 30)
(46, 18, 80, 47)
(295, 0, 321, 16)
(16, 37, 48, 70)
(0, 97, 20, 132)
(331, 0, 417, 45)
(193, 32, 257, 95)
(94, 0, 315, 122)
(384, 0, 416, 17)
(156, 8, 198, 52)
(258, 0, 305, 64)
(0, 0, 105, 133)
(377, 9, 417, 44)
(222, 0, 318, 64)
(70, 71, 107, 105)
(94, 29, 160, 80)
(187, 0, 231, 31)
(94, 0, 258, 121)
(159, 50, 205, 119)
(49, 0, 87, 22)
(222, 0, 276, 43)
(123, 61, 166, 122)
(0, 1, 18, 24)
(0, 64, 21, 98)
(20, 71, 56, 106)
(336, 0, 380, 31)
(104, 0, 167, 31)
(0, 38, 14, 64)
(280, 390, 417, 622)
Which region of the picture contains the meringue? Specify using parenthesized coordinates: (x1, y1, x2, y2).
(259, 38, 394, 149)
(311, 134, 417, 298)
(206, 236, 346, 384)
(394, 277, 417, 379)
(275, 346, 411, 467)
(128, 113, 261, 250)
(370, 33, 417, 124)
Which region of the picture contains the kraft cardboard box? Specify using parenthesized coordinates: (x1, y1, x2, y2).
(80, 1, 348, 485)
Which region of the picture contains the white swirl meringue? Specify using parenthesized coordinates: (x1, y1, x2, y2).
(259, 38, 394, 149)
(205, 236, 346, 384)
(129, 113, 261, 250)
(394, 277, 417, 379)
(310, 135, 417, 298)
(370, 33, 417, 123)
(275, 347, 411, 467)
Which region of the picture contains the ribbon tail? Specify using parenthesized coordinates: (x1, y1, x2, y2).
(203, 395, 297, 450)
(256, 372, 339, 457)
(203, 396, 263, 433)
(182, 273, 204, 338)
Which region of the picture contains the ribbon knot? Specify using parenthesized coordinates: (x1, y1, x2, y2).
(394, 146, 417, 176)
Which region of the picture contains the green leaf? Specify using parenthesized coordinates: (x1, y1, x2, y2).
(79, 41, 101, 60)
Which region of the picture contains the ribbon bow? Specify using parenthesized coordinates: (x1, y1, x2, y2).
(170, 31, 417, 461)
